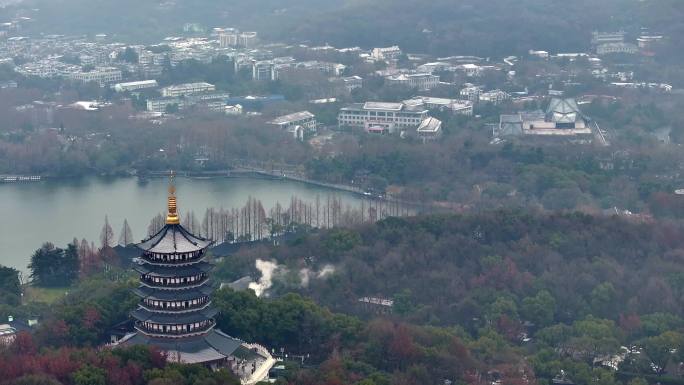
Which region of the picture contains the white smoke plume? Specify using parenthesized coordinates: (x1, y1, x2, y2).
(317, 264, 336, 278)
(249, 259, 279, 297)
(299, 264, 336, 288)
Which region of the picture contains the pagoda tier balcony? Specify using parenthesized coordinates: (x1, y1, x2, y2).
(133, 283, 214, 302)
(140, 250, 206, 266)
(134, 319, 215, 338)
(139, 273, 209, 289)
(140, 297, 212, 313)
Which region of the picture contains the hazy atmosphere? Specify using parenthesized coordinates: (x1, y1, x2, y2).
(1, 1, 684, 385)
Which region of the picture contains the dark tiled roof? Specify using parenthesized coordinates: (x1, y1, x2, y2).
(133, 261, 214, 277)
(116, 329, 243, 364)
(137, 224, 213, 254)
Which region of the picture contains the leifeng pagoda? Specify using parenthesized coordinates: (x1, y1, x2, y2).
(116, 178, 274, 383)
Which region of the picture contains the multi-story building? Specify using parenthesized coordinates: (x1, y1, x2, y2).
(479, 90, 510, 105)
(113, 80, 159, 92)
(495, 98, 594, 142)
(341, 76, 363, 92)
(403, 96, 473, 116)
(218, 28, 239, 48)
(161, 82, 215, 97)
(252, 61, 275, 81)
(338, 101, 429, 133)
(68, 66, 122, 86)
(385, 73, 439, 91)
(416, 117, 443, 142)
(596, 42, 638, 55)
(147, 97, 186, 113)
(460, 85, 483, 101)
(268, 111, 317, 139)
(591, 31, 625, 46)
(371, 46, 402, 61)
(238, 32, 258, 48)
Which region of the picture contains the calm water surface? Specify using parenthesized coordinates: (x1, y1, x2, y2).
(0, 177, 362, 273)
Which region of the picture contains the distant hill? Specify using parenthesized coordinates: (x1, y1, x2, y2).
(2, 0, 682, 58)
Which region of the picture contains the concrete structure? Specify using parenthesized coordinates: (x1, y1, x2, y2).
(479, 90, 510, 105)
(458, 63, 483, 77)
(460, 85, 482, 102)
(495, 98, 593, 142)
(403, 96, 473, 116)
(238, 32, 258, 48)
(0, 323, 16, 346)
(338, 101, 429, 134)
(225, 105, 243, 115)
(68, 66, 122, 86)
(371, 46, 402, 61)
(268, 111, 317, 139)
(341, 76, 363, 92)
(161, 82, 215, 97)
(591, 31, 625, 46)
(596, 42, 638, 55)
(113, 80, 158, 92)
(385, 73, 439, 91)
(147, 97, 186, 113)
(218, 28, 239, 48)
(416, 117, 443, 142)
(529, 50, 550, 59)
(252, 61, 275, 81)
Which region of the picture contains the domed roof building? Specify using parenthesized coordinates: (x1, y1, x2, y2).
(116, 177, 274, 383)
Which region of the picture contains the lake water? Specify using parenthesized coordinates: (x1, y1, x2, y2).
(0, 176, 363, 273)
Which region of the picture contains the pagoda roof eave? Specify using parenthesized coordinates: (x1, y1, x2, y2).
(137, 224, 213, 254)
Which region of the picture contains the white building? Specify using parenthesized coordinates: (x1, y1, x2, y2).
(403, 96, 473, 116)
(252, 61, 275, 81)
(68, 67, 122, 86)
(338, 101, 429, 134)
(219, 28, 239, 48)
(341, 76, 363, 92)
(460, 85, 483, 101)
(268, 111, 317, 139)
(591, 31, 625, 46)
(529, 50, 550, 59)
(225, 104, 243, 115)
(371, 46, 402, 61)
(238, 32, 258, 48)
(495, 98, 593, 141)
(458, 63, 483, 77)
(113, 80, 158, 92)
(0, 323, 16, 346)
(147, 97, 185, 113)
(479, 90, 510, 105)
(161, 82, 215, 97)
(596, 42, 638, 55)
(416, 117, 443, 142)
(385, 73, 439, 91)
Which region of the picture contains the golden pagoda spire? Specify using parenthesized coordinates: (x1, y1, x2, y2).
(166, 171, 180, 225)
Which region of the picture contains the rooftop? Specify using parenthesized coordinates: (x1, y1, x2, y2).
(137, 224, 213, 254)
(268, 111, 314, 125)
(363, 102, 404, 111)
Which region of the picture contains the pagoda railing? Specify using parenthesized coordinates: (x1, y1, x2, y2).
(139, 275, 209, 289)
(140, 251, 206, 266)
(140, 300, 212, 313)
(134, 320, 215, 338)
